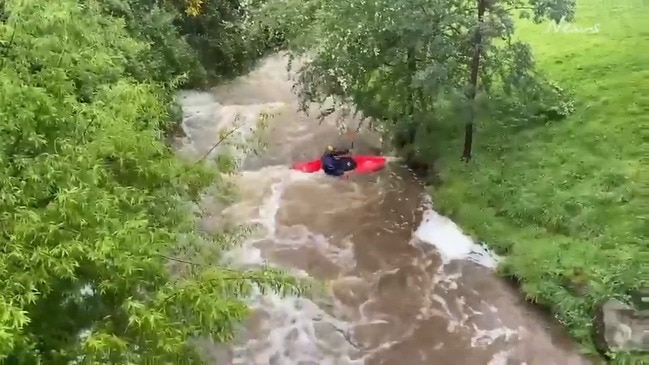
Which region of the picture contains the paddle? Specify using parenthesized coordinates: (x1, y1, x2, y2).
(344, 129, 357, 150)
(339, 129, 358, 178)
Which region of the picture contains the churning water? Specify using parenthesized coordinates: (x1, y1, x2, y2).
(175, 55, 591, 365)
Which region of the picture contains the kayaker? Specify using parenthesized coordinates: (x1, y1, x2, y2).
(321, 133, 357, 177)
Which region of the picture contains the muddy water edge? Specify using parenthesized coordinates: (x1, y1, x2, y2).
(174, 55, 594, 365)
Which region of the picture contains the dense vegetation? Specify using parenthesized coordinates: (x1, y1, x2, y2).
(433, 2, 648, 362)
(1, 0, 645, 361)
(258, 0, 647, 362)
(0, 0, 298, 362)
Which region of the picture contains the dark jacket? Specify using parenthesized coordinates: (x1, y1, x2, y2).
(321, 155, 345, 176)
(321, 154, 356, 176)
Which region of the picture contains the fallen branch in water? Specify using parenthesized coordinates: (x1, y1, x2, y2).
(193, 124, 243, 166)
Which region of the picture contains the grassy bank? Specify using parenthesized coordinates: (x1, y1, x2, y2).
(431, 0, 648, 361)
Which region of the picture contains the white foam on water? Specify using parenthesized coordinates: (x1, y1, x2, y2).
(233, 295, 365, 365)
(410, 196, 521, 355)
(177, 90, 364, 364)
(178, 90, 286, 164)
(218, 167, 365, 364)
(414, 196, 500, 268)
(487, 350, 513, 365)
(221, 167, 311, 269)
(470, 326, 519, 347)
(177, 88, 528, 365)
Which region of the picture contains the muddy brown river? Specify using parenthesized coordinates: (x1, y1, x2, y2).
(176, 55, 593, 365)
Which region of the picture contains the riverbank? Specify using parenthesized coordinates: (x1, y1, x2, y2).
(431, 0, 648, 362)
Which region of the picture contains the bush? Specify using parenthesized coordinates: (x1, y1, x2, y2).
(0, 0, 300, 362)
(95, 0, 208, 88)
(171, 0, 285, 82)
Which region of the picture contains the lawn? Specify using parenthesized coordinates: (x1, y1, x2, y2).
(431, 0, 648, 361)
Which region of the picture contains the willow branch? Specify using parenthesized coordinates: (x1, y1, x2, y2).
(193, 124, 242, 165)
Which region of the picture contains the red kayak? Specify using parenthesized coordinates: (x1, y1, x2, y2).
(291, 155, 387, 174)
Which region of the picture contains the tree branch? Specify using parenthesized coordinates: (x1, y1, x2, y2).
(159, 254, 201, 266)
(355, 119, 365, 133)
(448, 24, 463, 35)
(193, 124, 243, 165)
(504, 5, 534, 12)
(157, 253, 298, 285)
(0, 24, 17, 69)
(317, 107, 336, 124)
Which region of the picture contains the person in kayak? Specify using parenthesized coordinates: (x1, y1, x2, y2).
(321, 138, 357, 177)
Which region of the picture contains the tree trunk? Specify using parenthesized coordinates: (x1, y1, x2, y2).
(462, 0, 487, 162)
(398, 47, 418, 150)
(407, 47, 417, 116)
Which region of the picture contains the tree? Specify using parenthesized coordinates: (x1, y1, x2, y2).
(0, 0, 301, 363)
(460, 0, 575, 161)
(93, 0, 208, 87)
(462, 0, 487, 161)
(92, 0, 282, 89)
(260, 0, 575, 165)
(163, 0, 285, 83)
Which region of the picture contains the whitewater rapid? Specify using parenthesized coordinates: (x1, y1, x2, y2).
(175, 54, 590, 365)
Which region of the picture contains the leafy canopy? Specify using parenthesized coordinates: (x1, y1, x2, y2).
(0, 0, 301, 363)
(259, 0, 574, 162)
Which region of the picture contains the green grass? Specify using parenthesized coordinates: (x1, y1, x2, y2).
(431, 0, 648, 361)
